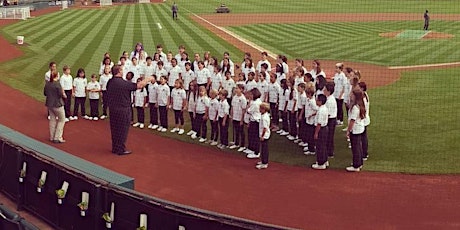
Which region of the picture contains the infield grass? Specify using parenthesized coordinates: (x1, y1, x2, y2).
(0, 2, 459, 174)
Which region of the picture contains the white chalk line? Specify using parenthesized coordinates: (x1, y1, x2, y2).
(388, 62, 460, 70)
(183, 7, 460, 70)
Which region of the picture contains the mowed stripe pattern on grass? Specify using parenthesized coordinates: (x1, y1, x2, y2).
(226, 21, 460, 66)
(0, 4, 242, 100)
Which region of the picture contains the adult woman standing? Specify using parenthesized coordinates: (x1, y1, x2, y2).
(44, 71, 67, 143)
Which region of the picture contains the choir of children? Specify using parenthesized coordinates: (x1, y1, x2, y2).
(52, 44, 369, 171)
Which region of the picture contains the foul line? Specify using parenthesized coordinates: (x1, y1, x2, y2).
(389, 62, 460, 70)
(184, 9, 277, 60)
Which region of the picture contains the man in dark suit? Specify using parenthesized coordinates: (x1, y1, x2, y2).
(106, 65, 153, 155)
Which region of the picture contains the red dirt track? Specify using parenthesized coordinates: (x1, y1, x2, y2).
(1, 9, 460, 229)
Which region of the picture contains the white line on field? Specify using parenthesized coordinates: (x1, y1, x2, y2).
(157, 22, 162, 29)
(389, 62, 460, 70)
(184, 9, 277, 59)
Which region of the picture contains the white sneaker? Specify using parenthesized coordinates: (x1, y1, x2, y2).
(199, 138, 206, 143)
(246, 153, 260, 159)
(218, 145, 226, 150)
(139, 124, 144, 129)
(47, 116, 51, 120)
(191, 134, 197, 139)
(152, 125, 159, 130)
(304, 151, 314, 155)
(93, 117, 99, 121)
(228, 144, 238, 149)
(68, 116, 74, 121)
(237, 147, 246, 152)
(83, 115, 90, 120)
(65, 118, 70, 122)
(311, 163, 327, 170)
(73, 116, 78, 120)
(210, 141, 218, 146)
(186, 130, 194, 136)
(243, 149, 253, 154)
(157, 126, 163, 131)
(170, 128, 178, 133)
(342, 127, 348, 132)
(178, 129, 184, 135)
(100, 115, 107, 120)
(300, 142, 308, 147)
(287, 135, 296, 141)
(160, 128, 167, 132)
(280, 131, 289, 136)
(229, 141, 235, 146)
(133, 122, 140, 127)
(294, 139, 301, 143)
(346, 166, 361, 172)
(256, 164, 268, 169)
(297, 141, 304, 146)
(276, 129, 283, 134)
(148, 124, 153, 129)
(88, 117, 94, 120)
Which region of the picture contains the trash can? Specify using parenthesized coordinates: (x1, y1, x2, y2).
(17, 36, 24, 45)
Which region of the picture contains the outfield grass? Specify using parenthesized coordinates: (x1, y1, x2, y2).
(1, 3, 460, 174)
(227, 21, 460, 66)
(173, 0, 460, 14)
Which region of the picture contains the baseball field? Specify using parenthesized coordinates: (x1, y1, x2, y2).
(0, 0, 460, 229)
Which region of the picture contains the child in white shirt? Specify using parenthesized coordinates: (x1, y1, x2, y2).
(99, 65, 112, 119)
(256, 102, 271, 169)
(218, 89, 230, 149)
(86, 74, 101, 120)
(222, 71, 236, 105)
(245, 72, 258, 92)
(60, 65, 74, 121)
(230, 84, 247, 150)
(156, 76, 170, 132)
(132, 78, 148, 129)
(208, 89, 220, 145)
(170, 79, 187, 134)
(147, 78, 159, 129)
(267, 73, 280, 131)
(192, 86, 210, 142)
(72, 68, 88, 120)
(209, 65, 222, 91)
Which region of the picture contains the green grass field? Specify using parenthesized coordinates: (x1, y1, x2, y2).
(1, 0, 459, 174)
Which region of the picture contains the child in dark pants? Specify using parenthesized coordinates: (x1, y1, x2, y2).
(217, 89, 230, 149)
(246, 88, 262, 159)
(147, 77, 159, 129)
(229, 84, 247, 150)
(256, 102, 271, 169)
(303, 82, 318, 155)
(132, 78, 148, 129)
(86, 74, 101, 120)
(346, 88, 366, 172)
(208, 89, 220, 145)
(323, 82, 337, 158)
(312, 94, 329, 170)
(156, 76, 170, 132)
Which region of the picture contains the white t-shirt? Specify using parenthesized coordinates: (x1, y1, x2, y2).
(231, 94, 247, 121)
(99, 73, 112, 91)
(278, 88, 288, 111)
(305, 97, 318, 125)
(87, 81, 101, 100)
(157, 84, 170, 106)
(168, 65, 182, 86)
(187, 91, 198, 113)
(294, 76, 305, 88)
(333, 72, 347, 99)
(315, 105, 328, 127)
(256, 60, 271, 73)
(242, 66, 255, 80)
(363, 93, 370, 126)
(268, 82, 280, 104)
(147, 82, 158, 103)
(73, 77, 87, 97)
(222, 78, 236, 98)
(218, 99, 230, 118)
(259, 112, 271, 139)
(245, 80, 257, 92)
(129, 64, 143, 83)
(171, 88, 186, 110)
(220, 59, 235, 76)
(325, 95, 337, 119)
(134, 88, 147, 107)
(297, 92, 307, 110)
(248, 98, 262, 122)
(348, 105, 365, 134)
(182, 69, 195, 91)
(257, 80, 269, 101)
(286, 88, 298, 112)
(60, 74, 73, 91)
(45, 70, 60, 82)
(310, 69, 326, 82)
(143, 64, 156, 78)
(163, 60, 172, 73)
(196, 68, 211, 85)
(210, 72, 222, 91)
(155, 68, 168, 82)
(208, 98, 219, 121)
(196, 95, 210, 114)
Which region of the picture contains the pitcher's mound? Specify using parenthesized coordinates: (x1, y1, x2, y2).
(380, 30, 453, 39)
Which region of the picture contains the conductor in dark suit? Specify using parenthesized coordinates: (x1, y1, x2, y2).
(106, 65, 153, 155)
